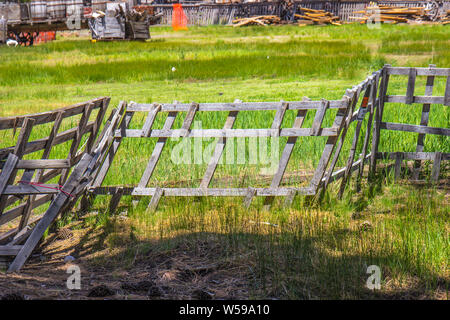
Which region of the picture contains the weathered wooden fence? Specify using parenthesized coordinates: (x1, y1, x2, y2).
(151, 1, 450, 25)
(370, 65, 450, 182)
(86, 69, 381, 216)
(0, 97, 110, 270)
(1, 65, 448, 272)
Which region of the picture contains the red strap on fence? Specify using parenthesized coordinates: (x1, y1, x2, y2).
(18, 181, 74, 198)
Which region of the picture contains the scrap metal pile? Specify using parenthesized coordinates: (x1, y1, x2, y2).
(133, 5, 163, 25)
(88, 5, 152, 40)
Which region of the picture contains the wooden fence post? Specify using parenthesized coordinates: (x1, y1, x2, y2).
(369, 64, 390, 179)
(412, 64, 435, 180)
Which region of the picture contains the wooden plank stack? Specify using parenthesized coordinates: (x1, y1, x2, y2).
(232, 15, 281, 27)
(352, 5, 432, 24)
(232, 7, 342, 27)
(295, 7, 342, 26)
(442, 10, 450, 25)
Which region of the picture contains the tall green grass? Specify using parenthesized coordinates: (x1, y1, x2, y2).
(0, 25, 448, 298)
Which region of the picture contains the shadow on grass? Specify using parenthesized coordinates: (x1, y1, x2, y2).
(32, 206, 448, 300)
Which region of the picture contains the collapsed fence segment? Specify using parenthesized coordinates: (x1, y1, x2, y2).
(0, 97, 110, 270)
(1, 65, 448, 272)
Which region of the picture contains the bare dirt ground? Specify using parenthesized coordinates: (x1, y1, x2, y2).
(0, 223, 251, 300)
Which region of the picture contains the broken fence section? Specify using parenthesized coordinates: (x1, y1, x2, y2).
(0, 97, 110, 271)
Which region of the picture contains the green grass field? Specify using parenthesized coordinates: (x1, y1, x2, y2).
(0, 24, 449, 299)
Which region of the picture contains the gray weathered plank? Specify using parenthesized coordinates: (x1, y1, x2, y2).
(308, 96, 351, 193)
(0, 245, 23, 256)
(283, 189, 297, 207)
(59, 103, 94, 184)
(0, 154, 19, 197)
(394, 153, 403, 181)
(147, 187, 164, 211)
(263, 107, 307, 209)
(0, 97, 106, 130)
(115, 127, 339, 138)
(370, 65, 391, 178)
(109, 187, 124, 215)
(405, 68, 416, 105)
(137, 111, 178, 189)
(243, 188, 256, 208)
(2, 184, 62, 195)
(385, 95, 445, 105)
(310, 99, 330, 136)
(0, 159, 70, 170)
(357, 76, 378, 190)
(91, 186, 314, 197)
(141, 104, 161, 137)
(0, 118, 35, 214)
(200, 110, 239, 189)
(181, 103, 199, 137)
(413, 66, 435, 180)
(444, 76, 450, 106)
(85, 98, 110, 153)
(431, 152, 442, 182)
(271, 102, 289, 135)
(376, 152, 450, 161)
(380, 122, 450, 136)
(385, 67, 450, 77)
(338, 84, 372, 197)
(128, 100, 345, 113)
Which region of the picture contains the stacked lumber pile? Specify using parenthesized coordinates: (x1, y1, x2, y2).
(295, 7, 341, 26)
(232, 8, 341, 27)
(352, 5, 432, 24)
(442, 10, 450, 25)
(232, 15, 281, 27)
